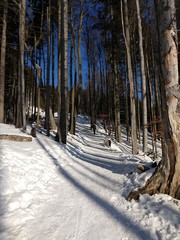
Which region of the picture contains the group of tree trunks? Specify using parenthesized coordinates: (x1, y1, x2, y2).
(0, 0, 179, 200)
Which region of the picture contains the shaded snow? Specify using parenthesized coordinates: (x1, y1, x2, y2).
(0, 117, 180, 240)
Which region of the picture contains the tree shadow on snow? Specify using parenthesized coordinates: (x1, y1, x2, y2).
(67, 141, 139, 175)
(36, 138, 154, 240)
(75, 123, 133, 155)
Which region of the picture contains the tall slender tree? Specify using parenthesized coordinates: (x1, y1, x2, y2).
(15, 0, 26, 129)
(57, 0, 68, 144)
(77, 0, 83, 112)
(0, 0, 8, 123)
(136, 0, 148, 153)
(69, 0, 77, 135)
(121, 0, 138, 154)
(45, 1, 51, 136)
(111, 5, 121, 143)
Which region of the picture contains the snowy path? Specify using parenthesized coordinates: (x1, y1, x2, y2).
(0, 120, 180, 240)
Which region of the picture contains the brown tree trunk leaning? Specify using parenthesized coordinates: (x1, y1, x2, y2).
(128, 0, 180, 201)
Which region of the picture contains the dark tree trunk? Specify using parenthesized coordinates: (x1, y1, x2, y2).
(0, 0, 7, 123)
(60, 0, 68, 144)
(16, 0, 26, 130)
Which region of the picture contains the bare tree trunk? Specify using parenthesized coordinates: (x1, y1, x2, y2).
(110, 5, 121, 142)
(46, 3, 50, 136)
(91, 61, 96, 125)
(24, 2, 44, 126)
(125, 74, 130, 142)
(146, 55, 157, 158)
(69, 1, 76, 135)
(70, 84, 76, 135)
(57, 0, 61, 141)
(21, 0, 26, 130)
(16, 0, 26, 129)
(0, 0, 7, 123)
(128, 0, 180, 201)
(36, 64, 42, 128)
(135, 61, 141, 144)
(146, 0, 158, 158)
(49, 107, 57, 130)
(59, 0, 68, 144)
(69, 0, 78, 135)
(121, 0, 138, 154)
(69, 36, 73, 133)
(52, 23, 55, 116)
(77, 0, 83, 113)
(105, 52, 113, 121)
(136, 0, 147, 153)
(86, 31, 92, 118)
(114, 62, 121, 142)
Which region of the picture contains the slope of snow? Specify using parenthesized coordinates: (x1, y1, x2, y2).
(0, 117, 179, 240)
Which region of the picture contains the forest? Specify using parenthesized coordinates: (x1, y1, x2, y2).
(0, 0, 180, 200)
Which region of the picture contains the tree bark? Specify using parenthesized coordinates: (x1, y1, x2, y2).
(128, 0, 180, 201)
(136, 0, 148, 153)
(52, 22, 55, 116)
(69, 1, 77, 135)
(46, 3, 50, 136)
(59, 0, 68, 144)
(111, 3, 121, 142)
(77, 0, 83, 113)
(121, 0, 138, 154)
(114, 62, 121, 142)
(16, 0, 26, 130)
(0, 0, 8, 123)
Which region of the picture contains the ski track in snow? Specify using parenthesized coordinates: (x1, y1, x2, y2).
(0, 118, 180, 240)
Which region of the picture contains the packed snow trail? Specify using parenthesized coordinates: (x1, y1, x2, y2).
(0, 119, 180, 240)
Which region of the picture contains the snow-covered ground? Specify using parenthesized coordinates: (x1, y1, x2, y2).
(0, 115, 180, 240)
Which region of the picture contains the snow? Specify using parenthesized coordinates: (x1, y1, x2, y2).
(0, 116, 180, 240)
